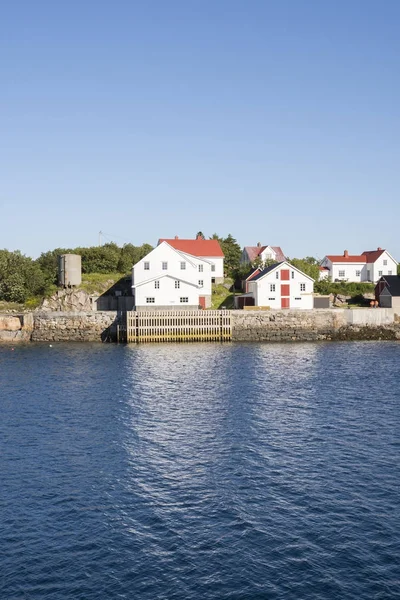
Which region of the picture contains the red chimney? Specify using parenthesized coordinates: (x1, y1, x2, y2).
(377, 247, 382, 251)
(344, 250, 349, 257)
(257, 242, 261, 247)
(175, 235, 179, 239)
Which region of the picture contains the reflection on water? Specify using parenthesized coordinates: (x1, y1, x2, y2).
(1, 341, 399, 600)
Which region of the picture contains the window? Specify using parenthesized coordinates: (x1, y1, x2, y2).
(270, 284, 276, 292)
(383, 259, 387, 265)
(268, 297, 275, 301)
(175, 280, 180, 289)
(198, 280, 203, 287)
(291, 271, 294, 279)
(295, 297, 302, 301)
(300, 283, 306, 292)
(154, 280, 160, 289)
(146, 297, 155, 303)
(144, 262, 150, 270)
(198, 264, 203, 272)
(356, 270, 361, 277)
(180, 297, 189, 303)
(378, 270, 383, 277)
(211, 264, 215, 272)
(276, 272, 279, 279)
(388, 270, 392, 275)
(180, 262, 186, 270)
(338, 270, 345, 277)
(162, 262, 168, 270)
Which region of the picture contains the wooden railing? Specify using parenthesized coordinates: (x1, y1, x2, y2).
(122, 310, 231, 343)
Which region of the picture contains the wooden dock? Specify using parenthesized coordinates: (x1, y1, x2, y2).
(121, 310, 231, 343)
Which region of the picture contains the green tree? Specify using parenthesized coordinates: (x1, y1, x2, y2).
(0, 250, 48, 302)
(288, 258, 320, 281)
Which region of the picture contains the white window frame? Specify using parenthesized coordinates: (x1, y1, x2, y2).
(146, 297, 155, 303)
(144, 262, 150, 270)
(198, 264, 203, 273)
(378, 270, 383, 277)
(198, 280, 203, 287)
(211, 264, 215, 272)
(270, 284, 275, 292)
(180, 297, 189, 303)
(180, 262, 186, 270)
(338, 270, 345, 278)
(175, 280, 180, 289)
(300, 283, 306, 292)
(154, 280, 160, 289)
(383, 259, 387, 266)
(162, 262, 168, 270)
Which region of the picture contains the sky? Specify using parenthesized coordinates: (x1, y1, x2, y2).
(1, 0, 400, 260)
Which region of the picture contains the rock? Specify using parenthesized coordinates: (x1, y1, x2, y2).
(0, 316, 22, 331)
(41, 289, 96, 312)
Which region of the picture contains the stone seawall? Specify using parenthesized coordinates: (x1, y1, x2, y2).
(31, 311, 118, 342)
(2, 309, 400, 344)
(231, 309, 400, 342)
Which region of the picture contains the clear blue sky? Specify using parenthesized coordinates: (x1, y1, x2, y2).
(1, 0, 399, 259)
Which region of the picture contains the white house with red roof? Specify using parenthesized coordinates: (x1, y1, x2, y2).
(158, 235, 225, 283)
(241, 243, 286, 266)
(320, 248, 398, 283)
(235, 261, 314, 309)
(132, 241, 213, 309)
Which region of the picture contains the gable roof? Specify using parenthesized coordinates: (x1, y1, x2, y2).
(377, 275, 400, 297)
(158, 237, 224, 257)
(244, 245, 285, 263)
(324, 247, 397, 265)
(250, 261, 314, 283)
(325, 253, 367, 263)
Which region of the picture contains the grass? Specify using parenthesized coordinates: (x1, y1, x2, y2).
(210, 278, 237, 309)
(79, 272, 127, 295)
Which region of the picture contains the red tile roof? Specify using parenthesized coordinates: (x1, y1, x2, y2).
(244, 245, 285, 263)
(362, 249, 385, 262)
(326, 254, 367, 263)
(325, 248, 386, 264)
(159, 237, 224, 257)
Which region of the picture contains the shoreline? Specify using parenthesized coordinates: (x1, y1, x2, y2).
(1, 308, 400, 344)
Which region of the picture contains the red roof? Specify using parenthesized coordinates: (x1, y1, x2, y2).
(325, 248, 386, 264)
(244, 245, 285, 263)
(362, 249, 385, 262)
(159, 237, 224, 257)
(326, 254, 367, 263)
(319, 266, 329, 271)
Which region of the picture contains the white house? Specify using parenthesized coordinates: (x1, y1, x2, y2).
(320, 248, 398, 283)
(132, 242, 212, 309)
(158, 235, 224, 283)
(240, 243, 286, 266)
(236, 261, 314, 309)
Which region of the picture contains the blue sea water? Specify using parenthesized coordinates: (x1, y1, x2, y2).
(0, 341, 399, 600)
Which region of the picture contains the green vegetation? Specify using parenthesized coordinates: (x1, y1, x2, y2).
(79, 273, 127, 295)
(211, 279, 236, 309)
(314, 280, 375, 296)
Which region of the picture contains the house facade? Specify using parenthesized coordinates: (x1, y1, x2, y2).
(236, 261, 314, 309)
(158, 235, 224, 283)
(132, 242, 212, 309)
(241, 243, 285, 266)
(320, 248, 398, 283)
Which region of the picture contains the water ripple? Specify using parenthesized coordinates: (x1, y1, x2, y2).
(0, 341, 399, 599)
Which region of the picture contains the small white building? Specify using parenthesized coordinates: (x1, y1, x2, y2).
(241, 243, 286, 266)
(236, 261, 314, 309)
(320, 248, 398, 283)
(132, 242, 212, 309)
(158, 235, 224, 283)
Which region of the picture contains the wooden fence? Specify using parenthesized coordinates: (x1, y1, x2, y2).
(121, 310, 231, 343)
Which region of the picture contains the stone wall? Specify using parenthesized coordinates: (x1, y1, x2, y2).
(31, 311, 119, 342)
(3, 308, 400, 344)
(232, 309, 400, 342)
(0, 314, 31, 343)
